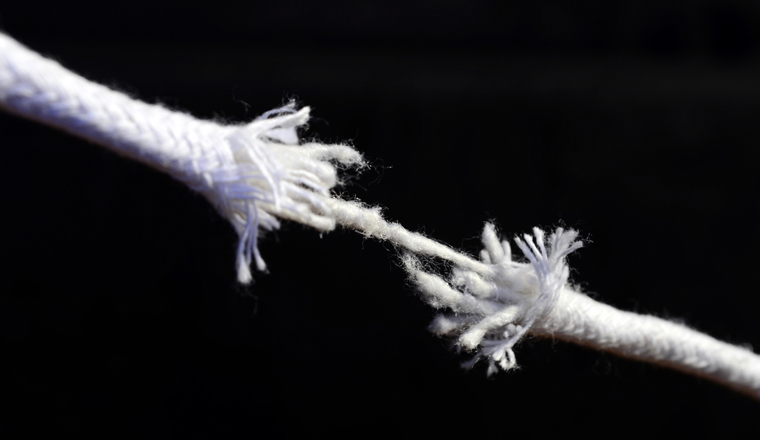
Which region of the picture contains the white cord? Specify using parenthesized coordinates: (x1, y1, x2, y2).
(536, 288, 760, 399)
(401, 222, 760, 398)
(0, 33, 364, 283)
(3, 33, 760, 399)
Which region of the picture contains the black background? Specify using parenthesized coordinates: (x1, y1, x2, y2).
(2, 1, 760, 438)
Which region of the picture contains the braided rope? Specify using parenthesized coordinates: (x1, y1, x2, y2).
(0, 33, 363, 282)
(536, 289, 760, 398)
(3, 32, 760, 399)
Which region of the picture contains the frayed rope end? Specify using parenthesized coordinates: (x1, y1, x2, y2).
(405, 224, 583, 374)
(199, 104, 365, 283)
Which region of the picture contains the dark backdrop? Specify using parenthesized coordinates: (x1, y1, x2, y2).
(1, 1, 760, 438)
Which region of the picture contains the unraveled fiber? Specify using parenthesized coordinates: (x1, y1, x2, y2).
(405, 225, 582, 374)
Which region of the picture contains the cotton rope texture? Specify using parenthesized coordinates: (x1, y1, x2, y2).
(2, 33, 760, 400)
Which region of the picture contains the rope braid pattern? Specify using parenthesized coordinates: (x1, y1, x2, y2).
(3, 33, 760, 399)
(535, 290, 760, 398)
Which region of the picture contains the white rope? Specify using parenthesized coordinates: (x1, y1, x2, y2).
(3, 32, 760, 399)
(0, 33, 364, 283)
(401, 222, 760, 398)
(536, 288, 760, 399)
